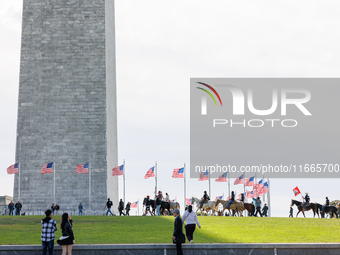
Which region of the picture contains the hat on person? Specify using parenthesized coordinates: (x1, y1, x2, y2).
(147, 195, 150, 198)
(174, 209, 180, 214)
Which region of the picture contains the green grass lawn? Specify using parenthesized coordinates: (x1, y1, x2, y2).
(0, 215, 339, 245)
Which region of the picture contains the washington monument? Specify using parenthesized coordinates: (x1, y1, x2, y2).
(14, 0, 118, 213)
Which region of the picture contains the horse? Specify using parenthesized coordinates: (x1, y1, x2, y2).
(160, 201, 180, 215)
(215, 198, 244, 216)
(243, 202, 255, 216)
(320, 206, 338, 218)
(290, 199, 319, 218)
(192, 197, 217, 215)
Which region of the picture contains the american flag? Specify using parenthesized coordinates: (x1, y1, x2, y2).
(186, 198, 191, 205)
(264, 182, 269, 193)
(112, 164, 124, 176)
(245, 176, 254, 186)
(246, 191, 253, 198)
(215, 172, 227, 182)
(215, 195, 223, 202)
(234, 174, 244, 185)
(198, 170, 209, 181)
(170, 199, 175, 202)
(144, 166, 155, 179)
(76, 163, 89, 174)
(172, 167, 184, 178)
(41, 162, 53, 174)
(257, 179, 264, 187)
(7, 163, 19, 175)
(131, 201, 138, 208)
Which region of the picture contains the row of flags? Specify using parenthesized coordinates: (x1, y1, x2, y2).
(7, 162, 91, 175)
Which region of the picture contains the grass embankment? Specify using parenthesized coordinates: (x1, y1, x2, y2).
(0, 215, 339, 245)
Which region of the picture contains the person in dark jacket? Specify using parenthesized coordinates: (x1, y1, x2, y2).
(200, 191, 210, 208)
(125, 202, 131, 216)
(104, 198, 114, 216)
(41, 209, 57, 255)
(8, 201, 14, 215)
(289, 206, 293, 217)
(227, 191, 235, 209)
(321, 197, 330, 213)
(118, 199, 125, 216)
(55, 204, 60, 215)
(58, 213, 74, 255)
(262, 203, 269, 217)
(172, 209, 184, 255)
(51, 204, 55, 215)
(302, 192, 310, 211)
(78, 203, 83, 216)
(240, 193, 245, 203)
(156, 196, 162, 216)
(15, 201, 22, 215)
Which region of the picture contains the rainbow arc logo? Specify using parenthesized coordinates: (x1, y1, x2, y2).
(196, 82, 222, 106)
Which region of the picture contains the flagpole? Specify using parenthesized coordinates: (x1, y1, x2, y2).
(89, 162, 91, 211)
(268, 178, 271, 217)
(123, 159, 126, 212)
(262, 174, 265, 203)
(53, 160, 56, 204)
(255, 172, 257, 198)
(208, 167, 211, 199)
(18, 161, 21, 201)
(228, 171, 230, 199)
(155, 161, 157, 197)
(184, 163, 186, 210)
(138, 198, 139, 216)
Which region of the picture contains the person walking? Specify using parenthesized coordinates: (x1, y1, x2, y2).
(156, 196, 162, 216)
(182, 205, 201, 243)
(55, 204, 60, 215)
(144, 196, 152, 216)
(57, 213, 75, 255)
(289, 206, 293, 217)
(252, 197, 262, 217)
(15, 201, 22, 215)
(51, 204, 55, 215)
(118, 199, 125, 216)
(78, 203, 83, 216)
(41, 209, 57, 255)
(8, 201, 14, 215)
(125, 202, 131, 216)
(104, 198, 114, 216)
(172, 209, 185, 255)
(262, 203, 268, 217)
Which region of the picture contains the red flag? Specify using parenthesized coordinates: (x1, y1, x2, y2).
(293, 186, 301, 196)
(76, 163, 89, 174)
(130, 201, 138, 208)
(186, 198, 192, 205)
(7, 163, 19, 175)
(144, 166, 155, 179)
(41, 162, 53, 174)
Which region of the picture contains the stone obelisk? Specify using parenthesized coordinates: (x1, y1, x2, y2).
(14, 0, 118, 214)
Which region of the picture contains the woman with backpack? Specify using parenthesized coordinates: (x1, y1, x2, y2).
(182, 205, 201, 243)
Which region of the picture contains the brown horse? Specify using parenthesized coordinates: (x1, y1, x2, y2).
(320, 206, 338, 218)
(215, 199, 244, 216)
(291, 199, 320, 218)
(243, 202, 255, 216)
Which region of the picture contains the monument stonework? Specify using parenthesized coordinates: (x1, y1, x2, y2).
(14, 0, 118, 213)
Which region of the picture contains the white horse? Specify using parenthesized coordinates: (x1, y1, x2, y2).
(191, 197, 217, 216)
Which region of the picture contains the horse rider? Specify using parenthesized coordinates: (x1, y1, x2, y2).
(321, 197, 330, 213)
(164, 193, 170, 202)
(144, 195, 152, 215)
(240, 193, 245, 203)
(200, 191, 210, 208)
(302, 192, 310, 211)
(227, 191, 235, 209)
